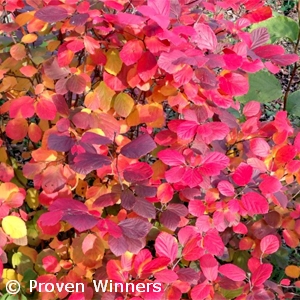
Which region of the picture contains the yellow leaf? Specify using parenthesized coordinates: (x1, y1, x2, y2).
(2, 216, 27, 239)
(104, 49, 122, 76)
(15, 12, 34, 26)
(94, 81, 115, 112)
(114, 93, 134, 118)
(26, 188, 39, 209)
(285, 265, 300, 278)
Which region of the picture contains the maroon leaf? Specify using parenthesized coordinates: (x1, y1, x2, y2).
(43, 57, 69, 80)
(123, 162, 153, 182)
(160, 210, 181, 231)
(66, 75, 86, 94)
(121, 134, 156, 158)
(120, 189, 136, 210)
(93, 193, 119, 208)
(81, 132, 112, 145)
(69, 13, 89, 26)
(35, 6, 69, 23)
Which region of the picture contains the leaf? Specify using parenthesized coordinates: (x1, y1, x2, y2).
(259, 176, 282, 195)
(71, 153, 111, 175)
(260, 235, 280, 254)
(155, 232, 178, 263)
(120, 40, 144, 66)
(2, 216, 27, 239)
(219, 72, 249, 96)
(119, 218, 150, 239)
(237, 71, 282, 104)
(217, 181, 235, 196)
(81, 132, 111, 145)
(199, 152, 229, 176)
(20, 65, 38, 77)
(285, 265, 300, 279)
(157, 149, 185, 166)
(9, 96, 35, 119)
(250, 138, 270, 157)
(35, 6, 69, 23)
(43, 57, 69, 80)
(191, 284, 211, 300)
(192, 23, 217, 51)
(241, 192, 269, 216)
(137, 51, 157, 82)
(286, 90, 300, 117)
(48, 133, 75, 152)
(121, 134, 156, 158)
(105, 49, 122, 76)
(232, 163, 253, 186)
(113, 92, 134, 117)
(6, 118, 28, 140)
(123, 162, 153, 182)
(66, 75, 86, 94)
(199, 254, 218, 281)
(251, 16, 299, 43)
(251, 263, 273, 286)
(36, 98, 57, 120)
(132, 197, 156, 219)
(10, 43, 26, 61)
(219, 264, 246, 281)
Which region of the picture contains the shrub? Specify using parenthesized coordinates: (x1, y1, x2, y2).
(0, 0, 299, 299)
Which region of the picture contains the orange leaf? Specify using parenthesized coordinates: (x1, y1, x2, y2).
(20, 65, 38, 77)
(21, 33, 38, 44)
(28, 123, 42, 143)
(285, 265, 300, 279)
(10, 43, 27, 61)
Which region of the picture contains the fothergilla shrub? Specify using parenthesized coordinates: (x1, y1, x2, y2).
(0, 0, 299, 299)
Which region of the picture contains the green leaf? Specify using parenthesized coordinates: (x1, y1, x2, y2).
(286, 90, 300, 117)
(220, 287, 243, 299)
(237, 71, 282, 104)
(251, 16, 299, 43)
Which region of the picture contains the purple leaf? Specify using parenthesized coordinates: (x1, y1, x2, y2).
(120, 189, 136, 210)
(121, 134, 156, 158)
(123, 162, 153, 182)
(81, 132, 112, 145)
(160, 210, 181, 231)
(35, 6, 69, 23)
(108, 236, 128, 256)
(48, 133, 75, 152)
(70, 153, 111, 175)
(125, 237, 145, 254)
(119, 218, 151, 239)
(63, 210, 98, 232)
(69, 13, 89, 26)
(133, 197, 156, 219)
(135, 185, 157, 197)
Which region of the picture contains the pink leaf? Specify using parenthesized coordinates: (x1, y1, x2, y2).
(66, 75, 86, 94)
(192, 23, 217, 51)
(155, 269, 178, 283)
(200, 152, 229, 176)
(219, 264, 246, 281)
(251, 263, 273, 286)
(155, 232, 178, 263)
(9, 96, 35, 119)
(241, 192, 269, 216)
(120, 40, 144, 66)
(217, 181, 235, 196)
(250, 138, 270, 157)
(82, 234, 97, 254)
(232, 163, 253, 186)
(199, 254, 218, 281)
(121, 134, 156, 159)
(260, 235, 279, 254)
(191, 283, 211, 300)
(219, 72, 249, 96)
(243, 101, 261, 117)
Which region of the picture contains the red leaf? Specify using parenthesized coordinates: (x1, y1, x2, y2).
(275, 145, 296, 164)
(191, 283, 211, 300)
(251, 263, 273, 286)
(66, 75, 86, 94)
(259, 176, 282, 194)
(253, 45, 285, 59)
(250, 138, 270, 157)
(120, 40, 144, 66)
(244, 6, 272, 23)
(157, 149, 185, 166)
(35, 6, 68, 23)
(232, 163, 253, 186)
(260, 235, 279, 254)
(123, 162, 153, 182)
(219, 72, 249, 96)
(9, 96, 35, 119)
(121, 134, 156, 159)
(203, 229, 224, 256)
(36, 98, 57, 120)
(6, 118, 28, 140)
(219, 264, 246, 281)
(200, 152, 229, 176)
(155, 232, 178, 263)
(137, 51, 157, 82)
(199, 254, 218, 281)
(241, 192, 269, 216)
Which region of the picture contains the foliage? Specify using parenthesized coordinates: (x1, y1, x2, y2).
(0, 0, 299, 299)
